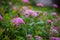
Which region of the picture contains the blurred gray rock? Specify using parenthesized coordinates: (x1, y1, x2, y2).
(33, 0, 53, 7)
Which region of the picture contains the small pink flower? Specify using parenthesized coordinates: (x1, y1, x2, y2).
(51, 12, 57, 16)
(11, 17, 25, 26)
(50, 37, 60, 40)
(56, 37, 60, 40)
(24, 10, 32, 18)
(34, 36, 41, 40)
(26, 34, 32, 40)
(31, 13, 38, 17)
(50, 26, 58, 31)
(43, 12, 47, 16)
(26, 10, 34, 14)
(36, 3, 44, 7)
(50, 37, 56, 40)
(50, 26, 59, 35)
(25, 10, 31, 15)
(22, 0, 29, 3)
(46, 20, 52, 23)
(24, 10, 38, 18)
(24, 10, 30, 18)
(12, 6, 17, 10)
(22, 6, 28, 10)
(52, 4, 58, 8)
(0, 15, 2, 20)
(29, 10, 38, 17)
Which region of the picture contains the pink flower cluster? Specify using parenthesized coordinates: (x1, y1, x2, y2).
(52, 4, 58, 8)
(34, 36, 41, 40)
(50, 37, 60, 40)
(22, 0, 29, 3)
(26, 34, 32, 40)
(51, 12, 57, 16)
(11, 17, 25, 26)
(50, 26, 59, 35)
(22, 6, 58, 19)
(26, 34, 42, 40)
(22, 6, 42, 18)
(22, 6, 28, 10)
(25, 10, 38, 17)
(0, 15, 2, 20)
(46, 20, 52, 23)
(43, 12, 47, 16)
(12, 6, 17, 10)
(36, 3, 44, 7)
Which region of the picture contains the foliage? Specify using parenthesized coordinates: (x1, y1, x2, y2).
(0, 0, 60, 40)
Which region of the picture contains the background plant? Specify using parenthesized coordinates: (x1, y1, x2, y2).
(0, 0, 60, 40)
